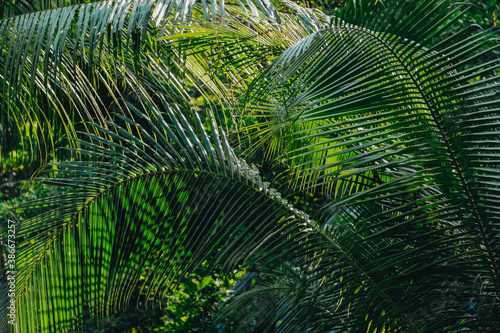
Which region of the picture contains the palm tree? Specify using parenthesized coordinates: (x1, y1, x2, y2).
(1, 0, 500, 332)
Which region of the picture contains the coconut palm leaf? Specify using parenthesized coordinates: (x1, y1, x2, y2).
(0, 0, 327, 174)
(232, 0, 500, 330)
(222, 196, 500, 332)
(11, 99, 493, 333)
(3, 99, 320, 331)
(242, 0, 499, 194)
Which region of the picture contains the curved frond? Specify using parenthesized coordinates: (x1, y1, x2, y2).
(236, 0, 500, 330)
(6, 101, 317, 331)
(0, 0, 328, 172)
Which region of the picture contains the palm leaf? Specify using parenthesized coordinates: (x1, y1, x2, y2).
(0, 0, 328, 175)
(4, 99, 318, 331)
(235, 0, 500, 330)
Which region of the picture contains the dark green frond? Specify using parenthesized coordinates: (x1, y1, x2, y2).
(236, 0, 500, 330)
(6, 101, 315, 331)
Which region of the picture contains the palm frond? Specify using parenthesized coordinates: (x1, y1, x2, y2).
(0, 0, 328, 175)
(4, 99, 317, 331)
(235, 0, 500, 330)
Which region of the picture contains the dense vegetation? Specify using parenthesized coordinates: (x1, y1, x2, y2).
(1, 0, 500, 331)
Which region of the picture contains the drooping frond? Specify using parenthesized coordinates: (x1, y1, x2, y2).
(234, 0, 500, 330)
(4, 99, 321, 331)
(10, 99, 492, 333)
(0, 0, 329, 173)
(221, 193, 500, 332)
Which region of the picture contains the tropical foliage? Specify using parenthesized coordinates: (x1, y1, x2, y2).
(1, 0, 500, 332)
